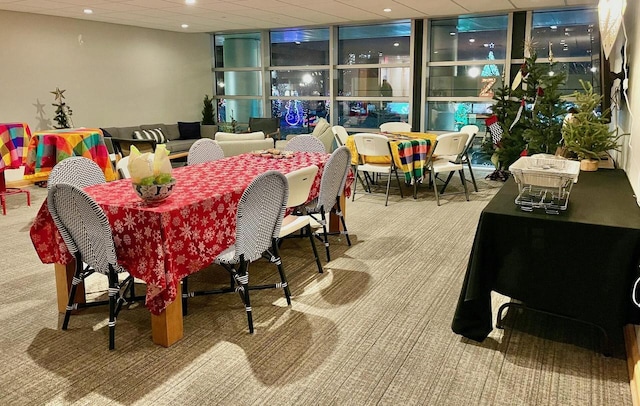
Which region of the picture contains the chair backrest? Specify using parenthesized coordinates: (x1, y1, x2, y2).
(315, 146, 351, 212)
(249, 117, 279, 134)
(284, 165, 319, 208)
(234, 171, 288, 263)
(48, 156, 106, 190)
(48, 183, 120, 275)
(433, 132, 469, 158)
(459, 125, 479, 157)
(187, 138, 225, 165)
(116, 156, 131, 179)
(353, 133, 390, 158)
(380, 122, 412, 133)
(285, 135, 326, 153)
(332, 125, 349, 147)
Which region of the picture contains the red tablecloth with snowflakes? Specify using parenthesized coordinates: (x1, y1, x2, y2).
(30, 152, 329, 315)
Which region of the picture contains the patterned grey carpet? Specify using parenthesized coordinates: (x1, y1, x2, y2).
(0, 175, 631, 405)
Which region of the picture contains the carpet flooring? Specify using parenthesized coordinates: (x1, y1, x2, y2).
(0, 174, 631, 405)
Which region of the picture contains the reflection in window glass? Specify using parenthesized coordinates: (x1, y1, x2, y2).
(337, 100, 409, 130)
(338, 22, 411, 65)
(214, 32, 261, 68)
(271, 99, 330, 136)
(217, 98, 262, 126)
(270, 29, 330, 66)
(215, 71, 262, 96)
(426, 101, 492, 132)
(271, 70, 329, 97)
(339, 67, 411, 97)
(430, 16, 508, 62)
(531, 9, 599, 59)
(429, 65, 504, 98)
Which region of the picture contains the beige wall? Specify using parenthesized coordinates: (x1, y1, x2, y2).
(0, 10, 213, 131)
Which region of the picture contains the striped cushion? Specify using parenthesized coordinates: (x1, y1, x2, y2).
(133, 128, 166, 144)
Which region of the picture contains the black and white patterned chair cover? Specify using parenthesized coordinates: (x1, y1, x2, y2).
(187, 138, 225, 165)
(48, 184, 132, 350)
(285, 135, 326, 153)
(305, 146, 352, 261)
(183, 170, 289, 334)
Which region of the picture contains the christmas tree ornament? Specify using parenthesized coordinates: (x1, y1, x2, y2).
(509, 99, 525, 131)
(485, 115, 504, 145)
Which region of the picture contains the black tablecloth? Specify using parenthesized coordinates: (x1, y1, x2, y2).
(452, 169, 640, 342)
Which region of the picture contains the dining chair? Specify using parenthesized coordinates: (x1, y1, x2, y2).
(305, 146, 352, 262)
(332, 125, 349, 147)
(47, 156, 106, 189)
(116, 156, 130, 179)
(426, 132, 470, 206)
(187, 138, 225, 165)
(439, 125, 479, 194)
(380, 122, 412, 133)
(278, 165, 323, 273)
(48, 183, 135, 350)
(248, 117, 280, 139)
(352, 133, 404, 206)
(285, 135, 326, 153)
(182, 171, 289, 334)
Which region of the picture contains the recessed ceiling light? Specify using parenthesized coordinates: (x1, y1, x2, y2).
(469, 38, 475, 43)
(383, 8, 391, 12)
(550, 25, 557, 29)
(393, 42, 399, 47)
(449, 32, 456, 36)
(185, 0, 196, 4)
(181, 24, 189, 29)
(83, 9, 93, 14)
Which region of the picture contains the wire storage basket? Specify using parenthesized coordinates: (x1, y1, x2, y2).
(508, 155, 580, 214)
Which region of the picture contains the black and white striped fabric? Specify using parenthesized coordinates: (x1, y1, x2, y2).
(133, 128, 166, 144)
(285, 135, 326, 153)
(48, 184, 125, 275)
(187, 138, 225, 165)
(47, 157, 107, 253)
(215, 170, 288, 265)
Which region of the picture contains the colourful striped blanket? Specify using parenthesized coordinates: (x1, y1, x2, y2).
(0, 123, 31, 171)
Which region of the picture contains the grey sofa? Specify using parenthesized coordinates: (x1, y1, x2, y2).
(102, 122, 217, 158)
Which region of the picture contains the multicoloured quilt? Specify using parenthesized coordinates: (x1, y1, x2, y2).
(24, 128, 116, 181)
(0, 123, 31, 171)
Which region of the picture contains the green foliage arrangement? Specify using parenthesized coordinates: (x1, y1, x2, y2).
(202, 95, 215, 125)
(562, 80, 622, 160)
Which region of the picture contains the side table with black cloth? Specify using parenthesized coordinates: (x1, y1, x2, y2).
(452, 169, 640, 347)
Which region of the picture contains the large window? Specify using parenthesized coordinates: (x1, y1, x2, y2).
(337, 21, 412, 131)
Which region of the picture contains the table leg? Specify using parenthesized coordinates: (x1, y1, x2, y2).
(54, 262, 86, 313)
(329, 193, 347, 232)
(151, 284, 184, 347)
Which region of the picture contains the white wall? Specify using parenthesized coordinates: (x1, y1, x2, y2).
(0, 10, 213, 130)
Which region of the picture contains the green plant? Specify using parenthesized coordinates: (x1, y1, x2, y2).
(202, 95, 215, 125)
(562, 80, 622, 160)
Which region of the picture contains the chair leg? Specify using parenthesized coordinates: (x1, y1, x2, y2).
(320, 211, 331, 261)
(352, 168, 358, 201)
(466, 159, 478, 192)
(62, 254, 84, 331)
(385, 171, 392, 206)
(306, 225, 323, 273)
(335, 199, 351, 246)
(460, 169, 470, 201)
(107, 269, 118, 350)
(235, 260, 253, 334)
(440, 171, 455, 194)
(271, 239, 292, 303)
(394, 169, 404, 198)
(433, 169, 441, 206)
(182, 276, 189, 316)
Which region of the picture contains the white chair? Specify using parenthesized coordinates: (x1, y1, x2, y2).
(305, 147, 352, 261)
(285, 135, 326, 153)
(279, 165, 323, 273)
(182, 171, 289, 333)
(352, 133, 404, 206)
(48, 183, 135, 350)
(427, 132, 470, 206)
(187, 138, 225, 165)
(440, 125, 479, 193)
(332, 125, 349, 147)
(380, 122, 412, 133)
(116, 156, 130, 179)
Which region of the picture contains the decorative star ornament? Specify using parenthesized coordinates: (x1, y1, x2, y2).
(51, 87, 66, 102)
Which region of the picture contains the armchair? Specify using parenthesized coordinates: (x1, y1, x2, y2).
(249, 117, 281, 140)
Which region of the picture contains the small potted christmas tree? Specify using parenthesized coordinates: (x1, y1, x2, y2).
(201, 95, 218, 138)
(561, 80, 622, 171)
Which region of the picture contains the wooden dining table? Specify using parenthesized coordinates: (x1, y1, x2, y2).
(30, 151, 330, 347)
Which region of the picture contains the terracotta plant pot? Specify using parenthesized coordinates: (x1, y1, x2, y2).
(580, 159, 599, 172)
